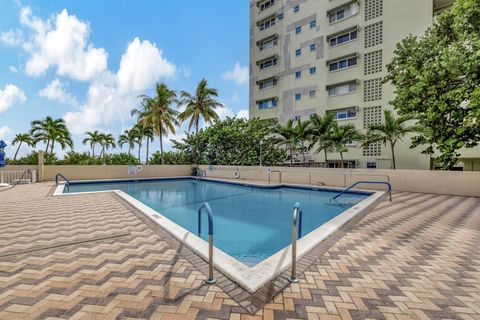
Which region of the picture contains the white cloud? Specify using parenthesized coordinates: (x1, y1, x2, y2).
(117, 37, 176, 93)
(38, 78, 78, 106)
(0, 29, 24, 46)
(0, 126, 12, 139)
(0, 84, 27, 113)
(237, 109, 249, 119)
(181, 65, 191, 78)
(222, 62, 249, 85)
(215, 104, 234, 120)
(9, 66, 19, 73)
(20, 7, 108, 81)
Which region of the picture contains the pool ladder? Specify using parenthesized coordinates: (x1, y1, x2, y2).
(289, 202, 303, 283)
(332, 181, 392, 202)
(197, 202, 216, 285)
(55, 173, 71, 191)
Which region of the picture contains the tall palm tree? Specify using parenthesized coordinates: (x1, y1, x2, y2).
(118, 129, 138, 156)
(11, 133, 34, 160)
(132, 83, 179, 164)
(30, 116, 73, 153)
(82, 130, 102, 157)
(271, 119, 298, 164)
(329, 123, 362, 168)
(363, 110, 418, 169)
(134, 123, 154, 164)
(98, 133, 116, 157)
(308, 113, 335, 164)
(292, 119, 311, 163)
(178, 78, 223, 133)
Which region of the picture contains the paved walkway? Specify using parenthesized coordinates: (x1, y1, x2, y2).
(0, 183, 479, 319)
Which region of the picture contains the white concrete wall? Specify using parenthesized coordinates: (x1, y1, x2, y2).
(199, 165, 480, 197)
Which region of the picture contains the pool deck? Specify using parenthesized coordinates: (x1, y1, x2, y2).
(0, 182, 479, 319)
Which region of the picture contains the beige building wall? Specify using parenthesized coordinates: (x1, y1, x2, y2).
(249, 0, 480, 170)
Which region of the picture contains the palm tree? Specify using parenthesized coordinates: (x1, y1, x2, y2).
(118, 129, 138, 156)
(271, 119, 298, 164)
(11, 133, 34, 160)
(308, 113, 335, 165)
(134, 124, 154, 164)
(98, 133, 116, 157)
(363, 110, 418, 169)
(82, 130, 102, 157)
(30, 116, 73, 154)
(292, 119, 311, 163)
(329, 123, 362, 168)
(178, 78, 223, 133)
(132, 83, 179, 164)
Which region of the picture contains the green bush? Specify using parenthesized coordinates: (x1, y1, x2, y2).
(149, 151, 189, 165)
(7, 152, 57, 165)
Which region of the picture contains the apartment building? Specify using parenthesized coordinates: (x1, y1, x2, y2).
(249, 0, 480, 170)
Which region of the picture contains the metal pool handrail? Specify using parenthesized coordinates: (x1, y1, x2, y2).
(332, 181, 392, 202)
(55, 173, 70, 191)
(197, 202, 216, 285)
(289, 202, 303, 283)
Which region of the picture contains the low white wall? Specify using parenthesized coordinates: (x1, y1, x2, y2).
(198, 165, 480, 197)
(44, 165, 192, 181)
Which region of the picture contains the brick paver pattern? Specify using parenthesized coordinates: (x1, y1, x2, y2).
(0, 183, 479, 319)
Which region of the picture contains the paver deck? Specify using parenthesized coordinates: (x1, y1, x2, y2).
(0, 182, 479, 319)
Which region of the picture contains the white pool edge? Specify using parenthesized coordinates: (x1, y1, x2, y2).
(53, 177, 385, 293)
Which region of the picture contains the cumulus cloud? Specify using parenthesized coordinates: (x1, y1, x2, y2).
(20, 7, 108, 81)
(0, 84, 27, 113)
(222, 62, 249, 85)
(0, 29, 24, 46)
(39, 78, 78, 106)
(117, 37, 176, 93)
(237, 109, 249, 119)
(0, 126, 12, 139)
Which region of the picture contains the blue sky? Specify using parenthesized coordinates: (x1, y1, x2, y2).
(0, 0, 249, 158)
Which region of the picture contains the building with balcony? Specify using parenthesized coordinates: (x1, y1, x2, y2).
(249, 0, 479, 170)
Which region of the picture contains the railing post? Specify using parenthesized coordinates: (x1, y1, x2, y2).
(289, 202, 302, 283)
(198, 202, 216, 285)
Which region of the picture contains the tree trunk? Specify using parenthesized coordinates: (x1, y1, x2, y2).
(50, 140, 55, 154)
(289, 144, 293, 164)
(128, 146, 131, 156)
(146, 138, 150, 164)
(138, 142, 142, 163)
(324, 149, 328, 166)
(302, 140, 306, 163)
(159, 128, 164, 165)
(92, 144, 95, 157)
(13, 142, 22, 160)
(340, 152, 344, 168)
(390, 141, 396, 169)
(45, 140, 50, 153)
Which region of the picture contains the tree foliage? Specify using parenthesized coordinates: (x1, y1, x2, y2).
(172, 117, 287, 166)
(384, 0, 480, 169)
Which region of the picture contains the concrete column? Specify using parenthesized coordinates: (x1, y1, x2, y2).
(38, 150, 45, 182)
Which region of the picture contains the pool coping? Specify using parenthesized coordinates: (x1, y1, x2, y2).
(53, 176, 385, 293)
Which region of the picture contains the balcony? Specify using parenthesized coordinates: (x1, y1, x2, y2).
(433, 0, 454, 16)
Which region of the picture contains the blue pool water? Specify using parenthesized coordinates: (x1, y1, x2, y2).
(66, 178, 369, 266)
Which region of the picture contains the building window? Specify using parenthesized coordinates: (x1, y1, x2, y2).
(259, 17, 276, 31)
(296, 48, 301, 56)
(258, 36, 278, 51)
(328, 81, 357, 96)
(295, 71, 302, 79)
(259, 0, 275, 12)
(295, 93, 301, 101)
(310, 20, 316, 28)
(258, 98, 277, 109)
(294, 115, 301, 121)
(278, 12, 284, 20)
(296, 26, 302, 34)
(329, 107, 357, 120)
(329, 56, 358, 72)
(367, 162, 377, 168)
(293, 5, 300, 13)
(310, 43, 316, 51)
(259, 57, 278, 70)
(310, 66, 316, 74)
(309, 90, 316, 98)
(258, 78, 278, 89)
(329, 29, 358, 47)
(328, 2, 359, 24)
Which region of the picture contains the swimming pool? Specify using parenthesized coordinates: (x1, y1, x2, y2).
(57, 177, 383, 292)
